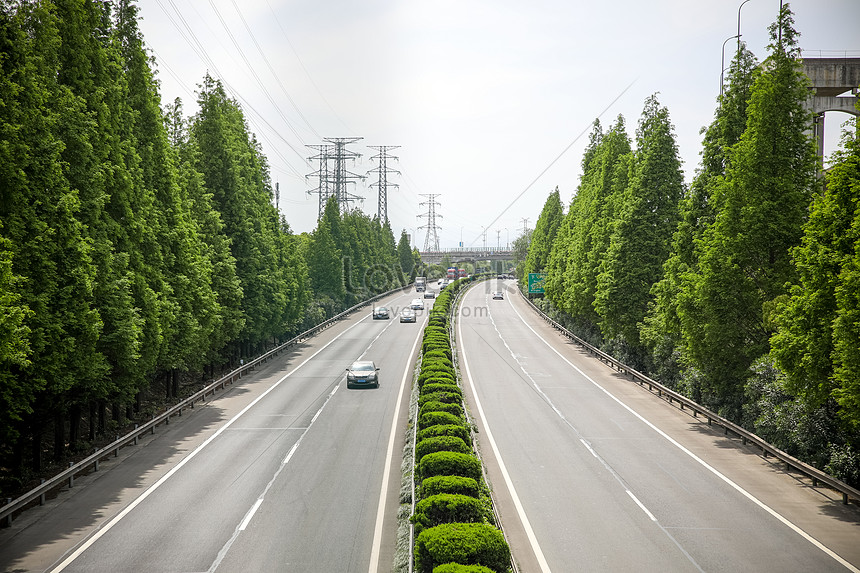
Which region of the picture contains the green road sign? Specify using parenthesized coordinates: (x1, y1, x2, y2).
(528, 273, 546, 294)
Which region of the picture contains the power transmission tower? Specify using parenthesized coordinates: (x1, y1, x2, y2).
(306, 143, 333, 220)
(367, 145, 400, 223)
(326, 137, 365, 213)
(417, 194, 442, 252)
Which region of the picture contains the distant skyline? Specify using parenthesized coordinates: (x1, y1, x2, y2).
(137, 0, 860, 249)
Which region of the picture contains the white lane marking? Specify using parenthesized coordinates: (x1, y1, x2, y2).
(458, 291, 553, 573)
(49, 315, 370, 573)
(627, 491, 658, 522)
(209, 383, 340, 571)
(506, 296, 860, 573)
(487, 293, 705, 569)
(368, 313, 428, 573)
(239, 499, 264, 531)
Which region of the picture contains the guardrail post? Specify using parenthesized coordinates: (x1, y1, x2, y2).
(93, 453, 99, 472)
(843, 493, 848, 504)
(40, 479, 45, 505)
(68, 462, 74, 488)
(2, 499, 10, 527)
(133, 423, 139, 445)
(166, 413, 169, 424)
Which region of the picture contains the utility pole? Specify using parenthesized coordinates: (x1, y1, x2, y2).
(417, 194, 442, 252)
(367, 145, 400, 223)
(521, 217, 530, 235)
(306, 144, 333, 220)
(496, 229, 501, 250)
(326, 137, 365, 213)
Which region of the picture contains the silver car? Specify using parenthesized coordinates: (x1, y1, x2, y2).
(400, 308, 417, 323)
(346, 361, 380, 389)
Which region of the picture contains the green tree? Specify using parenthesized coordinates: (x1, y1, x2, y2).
(771, 110, 860, 428)
(594, 95, 685, 361)
(524, 187, 564, 277)
(308, 197, 346, 306)
(641, 45, 758, 389)
(398, 229, 415, 279)
(681, 5, 818, 417)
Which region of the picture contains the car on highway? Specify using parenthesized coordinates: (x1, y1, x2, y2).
(400, 308, 416, 323)
(423, 290, 436, 299)
(345, 360, 380, 389)
(492, 291, 504, 300)
(372, 306, 390, 319)
(411, 298, 425, 310)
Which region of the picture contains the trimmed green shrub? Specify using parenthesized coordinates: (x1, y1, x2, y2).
(418, 411, 462, 431)
(422, 350, 451, 360)
(419, 391, 461, 407)
(415, 523, 510, 573)
(415, 435, 470, 463)
(419, 360, 454, 374)
(433, 563, 497, 573)
(417, 424, 470, 444)
(418, 372, 456, 389)
(422, 355, 454, 370)
(421, 383, 462, 397)
(418, 451, 482, 481)
(419, 400, 463, 420)
(421, 345, 452, 361)
(411, 494, 485, 536)
(420, 475, 480, 499)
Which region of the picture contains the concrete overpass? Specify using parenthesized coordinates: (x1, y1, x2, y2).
(420, 248, 513, 265)
(802, 56, 860, 159)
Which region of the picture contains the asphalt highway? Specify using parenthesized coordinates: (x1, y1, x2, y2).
(0, 287, 427, 573)
(458, 279, 860, 573)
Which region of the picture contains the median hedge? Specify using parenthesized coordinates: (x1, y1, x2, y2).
(433, 564, 497, 573)
(411, 493, 486, 536)
(419, 400, 464, 420)
(420, 475, 480, 499)
(415, 523, 510, 573)
(418, 451, 482, 482)
(415, 435, 471, 463)
(409, 275, 509, 573)
(419, 391, 462, 407)
(421, 383, 462, 398)
(416, 424, 471, 444)
(418, 411, 463, 431)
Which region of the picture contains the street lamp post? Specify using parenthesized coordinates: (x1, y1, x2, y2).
(737, 0, 752, 53)
(720, 34, 741, 101)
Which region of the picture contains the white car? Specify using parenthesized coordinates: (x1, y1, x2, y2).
(411, 298, 425, 310)
(492, 291, 504, 300)
(372, 307, 390, 319)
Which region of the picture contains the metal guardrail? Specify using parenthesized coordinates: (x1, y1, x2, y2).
(0, 284, 413, 527)
(518, 290, 860, 506)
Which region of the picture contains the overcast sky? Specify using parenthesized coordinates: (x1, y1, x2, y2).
(137, 0, 860, 250)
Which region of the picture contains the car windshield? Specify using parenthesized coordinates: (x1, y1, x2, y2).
(350, 362, 375, 372)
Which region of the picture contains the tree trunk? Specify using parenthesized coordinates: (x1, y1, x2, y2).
(69, 404, 81, 451)
(30, 418, 42, 472)
(89, 401, 96, 441)
(98, 400, 106, 435)
(172, 369, 179, 398)
(53, 410, 65, 461)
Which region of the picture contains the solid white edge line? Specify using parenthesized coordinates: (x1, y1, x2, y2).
(49, 314, 372, 573)
(368, 314, 427, 573)
(506, 295, 860, 573)
(458, 287, 553, 573)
